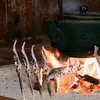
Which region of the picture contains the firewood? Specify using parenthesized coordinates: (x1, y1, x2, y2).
(78, 74, 99, 85)
(47, 66, 73, 82)
(47, 66, 100, 85)
(47, 64, 82, 82)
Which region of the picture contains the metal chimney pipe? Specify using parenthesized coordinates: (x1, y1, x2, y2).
(58, 0, 63, 20)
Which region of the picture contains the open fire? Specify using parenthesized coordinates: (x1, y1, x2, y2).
(43, 46, 100, 94)
(13, 41, 100, 100)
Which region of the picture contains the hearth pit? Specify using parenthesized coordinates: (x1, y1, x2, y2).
(13, 41, 100, 100)
(42, 46, 100, 94)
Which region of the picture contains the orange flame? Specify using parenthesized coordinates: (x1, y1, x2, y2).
(43, 48, 62, 68)
(81, 58, 100, 79)
(43, 48, 100, 93)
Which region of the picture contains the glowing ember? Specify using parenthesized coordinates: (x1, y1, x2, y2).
(43, 48, 100, 93)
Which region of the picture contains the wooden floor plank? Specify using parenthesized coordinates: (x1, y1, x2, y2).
(0, 96, 16, 100)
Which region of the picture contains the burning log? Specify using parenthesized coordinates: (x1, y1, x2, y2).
(47, 67, 100, 85)
(22, 42, 35, 100)
(47, 66, 75, 82)
(13, 40, 25, 100)
(47, 65, 100, 85)
(46, 64, 82, 82)
(78, 74, 100, 85)
(47, 66, 67, 82)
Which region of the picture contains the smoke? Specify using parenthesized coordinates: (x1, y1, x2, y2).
(63, 0, 81, 13)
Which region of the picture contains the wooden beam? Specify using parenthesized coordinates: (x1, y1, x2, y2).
(0, 96, 16, 100)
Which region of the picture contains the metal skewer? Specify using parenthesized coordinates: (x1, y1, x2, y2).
(22, 42, 35, 100)
(41, 46, 53, 100)
(31, 45, 43, 100)
(13, 40, 25, 100)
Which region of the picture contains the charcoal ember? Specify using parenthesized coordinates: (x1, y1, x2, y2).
(79, 74, 99, 85)
(47, 66, 72, 82)
(71, 84, 78, 89)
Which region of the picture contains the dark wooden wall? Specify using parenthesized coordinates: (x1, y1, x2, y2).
(0, 0, 100, 42)
(0, 0, 6, 42)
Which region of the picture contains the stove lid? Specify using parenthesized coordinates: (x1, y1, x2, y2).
(58, 12, 100, 21)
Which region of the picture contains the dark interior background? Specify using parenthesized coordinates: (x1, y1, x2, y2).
(0, 0, 100, 42)
(0, 0, 100, 66)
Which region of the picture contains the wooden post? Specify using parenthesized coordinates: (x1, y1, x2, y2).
(32, 0, 41, 38)
(0, 0, 6, 41)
